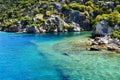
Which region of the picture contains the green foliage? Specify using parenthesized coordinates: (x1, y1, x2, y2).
(62, 4, 70, 11)
(107, 11, 119, 26)
(69, 2, 86, 12)
(85, 1, 94, 8)
(115, 5, 120, 13)
(110, 30, 120, 39)
(90, 18, 96, 29)
(95, 11, 120, 27)
(85, 6, 93, 13)
(45, 11, 51, 17)
(0, 0, 120, 32)
(33, 8, 40, 14)
(31, 23, 40, 27)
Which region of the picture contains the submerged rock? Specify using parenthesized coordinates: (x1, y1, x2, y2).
(62, 52, 69, 56)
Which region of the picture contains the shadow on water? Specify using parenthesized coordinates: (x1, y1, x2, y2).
(55, 68, 69, 80)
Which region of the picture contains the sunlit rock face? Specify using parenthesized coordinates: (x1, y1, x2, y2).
(92, 20, 113, 37)
(63, 10, 90, 31)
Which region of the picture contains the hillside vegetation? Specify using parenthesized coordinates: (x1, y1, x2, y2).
(0, 0, 120, 38)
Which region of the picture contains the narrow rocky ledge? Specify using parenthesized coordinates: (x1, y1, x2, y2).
(89, 36, 120, 53)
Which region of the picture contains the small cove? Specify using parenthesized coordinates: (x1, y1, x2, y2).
(0, 32, 120, 80)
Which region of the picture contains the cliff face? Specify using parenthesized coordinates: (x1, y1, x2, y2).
(0, 0, 119, 33)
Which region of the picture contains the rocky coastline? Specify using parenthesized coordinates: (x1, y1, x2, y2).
(89, 36, 120, 53)
(0, 0, 120, 53)
(89, 20, 120, 53)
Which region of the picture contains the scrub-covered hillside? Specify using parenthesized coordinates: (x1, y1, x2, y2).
(0, 0, 119, 38)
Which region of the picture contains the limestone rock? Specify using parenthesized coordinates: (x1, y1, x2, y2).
(92, 20, 113, 37)
(26, 26, 39, 33)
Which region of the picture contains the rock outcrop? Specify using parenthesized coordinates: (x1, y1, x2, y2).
(26, 26, 39, 33)
(92, 20, 113, 37)
(63, 10, 90, 31)
(89, 36, 120, 53)
(3, 26, 19, 32)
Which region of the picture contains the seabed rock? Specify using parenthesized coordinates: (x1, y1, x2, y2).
(62, 53, 69, 56)
(90, 45, 101, 51)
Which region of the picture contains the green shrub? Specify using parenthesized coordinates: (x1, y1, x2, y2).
(85, 1, 94, 8)
(90, 18, 96, 29)
(62, 4, 70, 11)
(110, 30, 120, 39)
(45, 11, 51, 17)
(115, 5, 120, 13)
(107, 11, 120, 27)
(95, 11, 120, 27)
(69, 2, 85, 12)
(85, 6, 93, 13)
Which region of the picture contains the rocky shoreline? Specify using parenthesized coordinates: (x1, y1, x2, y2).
(89, 36, 120, 53)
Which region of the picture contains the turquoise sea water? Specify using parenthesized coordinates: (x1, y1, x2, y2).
(0, 32, 120, 80)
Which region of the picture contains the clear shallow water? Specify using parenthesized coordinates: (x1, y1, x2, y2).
(0, 32, 120, 80)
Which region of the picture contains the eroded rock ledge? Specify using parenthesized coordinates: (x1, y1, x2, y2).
(89, 36, 120, 53)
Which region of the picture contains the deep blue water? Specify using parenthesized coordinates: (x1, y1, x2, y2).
(0, 32, 85, 80)
(0, 32, 120, 80)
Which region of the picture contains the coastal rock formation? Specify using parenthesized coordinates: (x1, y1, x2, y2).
(50, 2, 61, 12)
(66, 10, 90, 31)
(92, 21, 113, 37)
(3, 26, 19, 32)
(26, 26, 39, 33)
(0, 0, 120, 34)
(90, 36, 120, 53)
(45, 16, 67, 32)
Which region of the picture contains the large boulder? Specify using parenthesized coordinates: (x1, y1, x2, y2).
(92, 20, 113, 37)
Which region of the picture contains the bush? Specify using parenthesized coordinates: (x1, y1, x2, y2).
(107, 11, 120, 27)
(110, 30, 120, 39)
(62, 4, 70, 11)
(85, 1, 94, 8)
(95, 11, 120, 27)
(45, 11, 51, 17)
(90, 18, 96, 29)
(115, 5, 120, 13)
(69, 2, 85, 12)
(85, 6, 93, 13)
